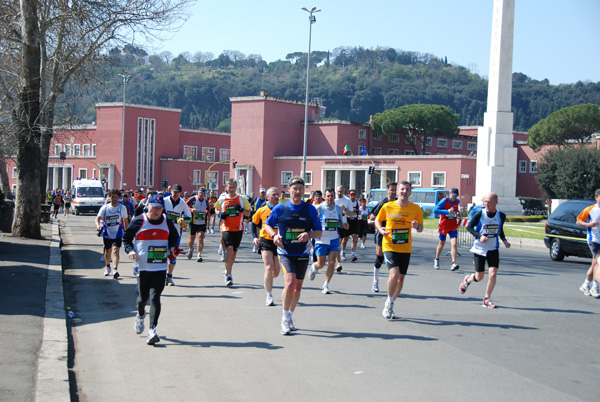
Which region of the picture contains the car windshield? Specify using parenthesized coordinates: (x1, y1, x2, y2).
(551, 201, 594, 224)
(76, 187, 104, 197)
(370, 191, 387, 203)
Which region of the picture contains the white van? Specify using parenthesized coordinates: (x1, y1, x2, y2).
(71, 179, 105, 215)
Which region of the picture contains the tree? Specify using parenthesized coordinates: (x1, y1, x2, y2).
(371, 104, 460, 154)
(1, 0, 194, 238)
(527, 104, 600, 150)
(535, 146, 600, 199)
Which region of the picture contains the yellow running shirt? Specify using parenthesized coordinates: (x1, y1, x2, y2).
(376, 201, 423, 253)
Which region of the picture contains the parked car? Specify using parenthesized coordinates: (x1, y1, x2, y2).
(544, 199, 594, 261)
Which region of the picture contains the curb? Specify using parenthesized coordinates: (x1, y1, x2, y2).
(35, 222, 70, 402)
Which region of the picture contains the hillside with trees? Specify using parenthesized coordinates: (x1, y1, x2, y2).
(62, 46, 600, 132)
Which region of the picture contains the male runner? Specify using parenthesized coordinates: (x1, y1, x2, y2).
(215, 178, 251, 286)
(187, 188, 210, 262)
(308, 188, 348, 294)
(343, 189, 360, 262)
(358, 199, 369, 248)
(163, 184, 192, 286)
(252, 187, 281, 306)
(265, 176, 321, 335)
(369, 182, 397, 292)
(433, 187, 461, 271)
(375, 181, 423, 319)
(334, 186, 352, 270)
(576, 190, 600, 298)
(459, 192, 511, 308)
(208, 190, 218, 234)
(95, 189, 129, 278)
(251, 188, 267, 253)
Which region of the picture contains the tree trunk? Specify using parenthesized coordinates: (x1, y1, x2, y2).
(39, 121, 53, 201)
(12, 0, 42, 238)
(0, 141, 14, 199)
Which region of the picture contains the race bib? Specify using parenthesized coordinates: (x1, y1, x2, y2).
(285, 228, 305, 243)
(225, 206, 239, 217)
(324, 218, 338, 231)
(105, 215, 120, 227)
(147, 246, 167, 264)
(194, 212, 205, 223)
(482, 224, 499, 238)
(391, 228, 409, 244)
(166, 211, 179, 223)
(447, 212, 457, 220)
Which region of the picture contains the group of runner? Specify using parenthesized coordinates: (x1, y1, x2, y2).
(49, 189, 72, 218)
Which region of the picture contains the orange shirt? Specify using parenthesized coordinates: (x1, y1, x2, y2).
(252, 204, 278, 240)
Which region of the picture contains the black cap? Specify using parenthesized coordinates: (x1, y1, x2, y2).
(172, 184, 183, 193)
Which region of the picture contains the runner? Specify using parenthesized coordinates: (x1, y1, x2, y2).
(358, 198, 369, 248)
(215, 178, 251, 286)
(576, 190, 600, 298)
(252, 187, 281, 306)
(459, 192, 511, 308)
(208, 190, 218, 234)
(187, 188, 210, 262)
(163, 184, 192, 286)
(433, 187, 461, 271)
(334, 185, 352, 271)
(344, 189, 360, 262)
(251, 188, 267, 253)
(369, 181, 397, 292)
(123, 193, 180, 345)
(63, 190, 72, 216)
(308, 188, 348, 294)
(51, 189, 62, 219)
(374, 181, 423, 319)
(265, 176, 321, 335)
(95, 189, 129, 279)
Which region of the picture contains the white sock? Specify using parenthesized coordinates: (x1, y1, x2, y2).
(373, 267, 379, 281)
(593, 281, 599, 288)
(266, 291, 272, 297)
(387, 296, 394, 303)
(584, 279, 591, 286)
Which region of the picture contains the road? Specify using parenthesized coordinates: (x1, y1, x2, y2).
(60, 214, 599, 402)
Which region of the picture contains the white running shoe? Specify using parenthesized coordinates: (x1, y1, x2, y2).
(220, 253, 225, 262)
(308, 263, 317, 281)
(450, 262, 459, 271)
(224, 272, 233, 287)
(210, 228, 214, 234)
(281, 318, 291, 335)
(166, 276, 174, 286)
(591, 287, 600, 298)
(187, 248, 193, 259)
(289, 317, 296, 331)
(134, 313, 145, 334)
(103, 267, 111, 276)
(382, 300, 395, 319)
(434, 259, 440, 270)
(252, 245, 258, 253)
(147, 327, 160, 345)
(341, 252, 346, 261)
(322, 283, 331, 294)
(372, 279, 379, 293)
(360, 243, 366, 249)
(266, 295, 275, 306)
(580, 284, 591, 296)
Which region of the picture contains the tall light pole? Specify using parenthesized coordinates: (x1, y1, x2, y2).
(118, 72, 130, 189)
(301, 6, 320, 182)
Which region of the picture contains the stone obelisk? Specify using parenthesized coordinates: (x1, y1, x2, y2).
(475, 0, 522, 215)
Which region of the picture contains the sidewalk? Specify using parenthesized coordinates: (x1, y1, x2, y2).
(0, 220, 69, 402)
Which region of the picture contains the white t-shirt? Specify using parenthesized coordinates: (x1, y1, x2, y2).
(334, 196, 353, 219)
(97, 204, 128, 239)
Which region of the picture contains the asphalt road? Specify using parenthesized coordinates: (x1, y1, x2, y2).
(60, 214, 599, 402)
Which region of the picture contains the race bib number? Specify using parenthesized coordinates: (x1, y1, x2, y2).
(105, 215, 120, 226)
(166, 211, 179, 223)
(482, 224, 498, 238)
(285, 228, 304, 243)
(194, 212, 205, 223)
(225, 206, 239, 217)
(391, 228, 409, 244)
(324, 219, 338, 231)
(147, 246, 167, 264)
(447, 212, 457, 220)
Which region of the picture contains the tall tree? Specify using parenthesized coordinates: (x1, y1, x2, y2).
(371, 104, 460, 154)
(527, 103, 600, 150)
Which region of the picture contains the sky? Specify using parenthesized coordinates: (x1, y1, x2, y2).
(152, 0, 600, 85)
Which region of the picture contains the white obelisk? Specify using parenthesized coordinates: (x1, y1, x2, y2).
(475, 0, 522, 215)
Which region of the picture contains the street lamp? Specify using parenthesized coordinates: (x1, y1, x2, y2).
(301, 6, 320, 182)
(118, 72, 130, 189)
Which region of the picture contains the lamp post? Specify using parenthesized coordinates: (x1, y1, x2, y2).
(118, 72, 130, 189)
(301, 6, 320, 182)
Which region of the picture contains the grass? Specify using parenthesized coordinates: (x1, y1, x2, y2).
(423, 218, 546, 240)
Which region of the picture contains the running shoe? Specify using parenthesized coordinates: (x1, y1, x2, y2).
(591, 287, 600, 298)
(289, 317, 296, 331)
(166, 276, 175, 286)
(322, 283, 331, 294)
(459, 275, 470, 294)
(147, 327, 160, 345)
(360, 243, 366, 249)
(187, 248, 193, 260)
(266, 295, 275, 306)
(134, 313, 145, 334)
(341, 252, 346, 261)
(196, 255, 203, 262)
(113, 270, 120, 279)
(352, 255, 357, 262)
(280, 318, 291, 335)
(336, 263, 343, 273)
(220, 251, 226, 262)
(450, 262, 459, 271)
(103, 267, 111, 276)
(210, 228, 214, 234)
(308, 262, 317, 281)
(133, 264, 139, 277)
(372, 279, 379, 293)
(252, 245, 258, 253)
(382, 300, 395, 319)
(434, 259, 440, 270)
(482, 298, 496, 308)
(224, 273, 233, 287)
(580, 284, 591, 296)
(100, 255, 105, 262)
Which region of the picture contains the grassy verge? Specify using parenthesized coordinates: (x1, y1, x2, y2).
(423, 218, 546, 240)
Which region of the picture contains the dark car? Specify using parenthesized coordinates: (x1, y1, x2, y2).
(544, 199, 594, 261)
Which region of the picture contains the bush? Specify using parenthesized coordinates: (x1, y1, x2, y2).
(421, 206, 432, 218)
(506, 215, 545, 222)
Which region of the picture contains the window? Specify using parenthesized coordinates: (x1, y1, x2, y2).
(223, 171, 230, 185)
(432, 172, 446, 187)
(452, 140, 463, 149)
(78, 168, 87, 179)
(519, 160, 527, 174)
(373, 131, 382, 141)
(183, 145, 197, 160)
(408, 171, 421, 187)
(387, 149, 399, 155)
(65, 144, 72, 156)
(437, 138, 447, 148)
(405, 150, 415, 155)
(372, 147, 382, 155)
(425, 137, 432, 146)
(193, 170, 202, 185)
(358, 129, 366, 139)
(424, 152, 432, 155)
(73, 144, 80, 156)
(54, 144, 62, 156)
(12, 167, 17, 178)
(467, 142, 477, 151)
(281, 171, 293, 185)
(92, 168, 96, 179)
(219, 148, 230, 162)
(83, 144, 90, 156)
(389, 133, 400, 143)
(530, 161, 537, 173)
(136, 117, 156, 187)
(302, 172, 313, 185)
(91, 144, 96, 156)
(207, 171, 218, 190)
(202, 147, 215, 162)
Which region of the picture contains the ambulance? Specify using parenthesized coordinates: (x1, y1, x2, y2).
(71, 179, 105, 215)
